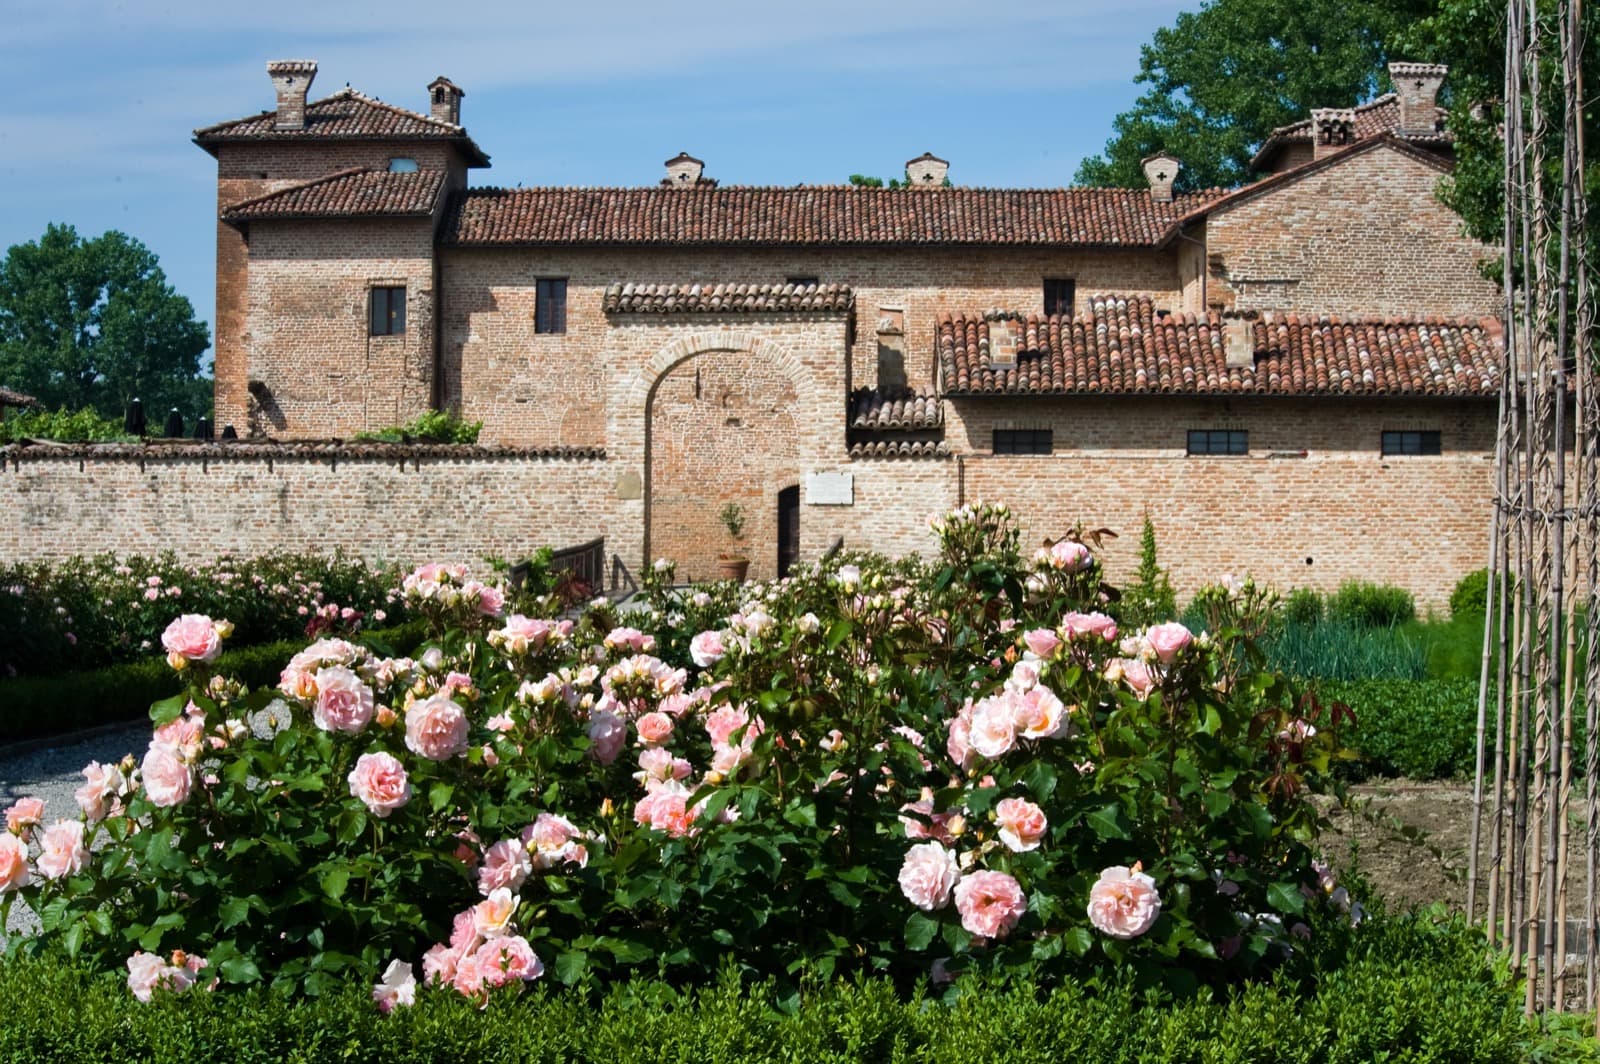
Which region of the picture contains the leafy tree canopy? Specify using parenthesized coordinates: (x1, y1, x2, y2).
(1075, 0, 1438, 192)
(0, 224, 211, 421)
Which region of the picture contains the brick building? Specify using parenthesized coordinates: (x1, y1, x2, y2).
(177, 59, 1500, 605)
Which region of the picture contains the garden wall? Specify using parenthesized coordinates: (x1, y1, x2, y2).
(0, 442, 615, 570)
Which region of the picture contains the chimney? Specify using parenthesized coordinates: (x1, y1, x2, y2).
(1141, 153, 1181, 204)
(427, 76, 464, 126)
(663, 152, 706, 187)
(905, 152, 949, 187)
(1222, 316, 1255, 370)
(266, 60, 317, 131)
(1311, 108, 1356, 159)
(1389, 62, 1448, 134)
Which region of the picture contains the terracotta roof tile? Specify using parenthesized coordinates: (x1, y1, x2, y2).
(1252, 94, 1450, 169)
(848, 439, 951, 459)
(195, 88, 489, 166)
(0, 440, 603, 461)
(0, 387, 38, 408)
(443, 186, 1226, 248)
(222, 168, 445, 224)
(602, 282, 853, 315)
(938, 294, 1501, 399)
(849, 389, 943, 430)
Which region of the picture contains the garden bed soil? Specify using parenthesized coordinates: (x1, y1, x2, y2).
(1321, 780, 1479, 913)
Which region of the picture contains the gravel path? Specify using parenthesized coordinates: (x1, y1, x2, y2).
(0, 720, 152, 942)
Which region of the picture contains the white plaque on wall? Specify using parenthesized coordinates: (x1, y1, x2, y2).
(805, 471, 854, 506)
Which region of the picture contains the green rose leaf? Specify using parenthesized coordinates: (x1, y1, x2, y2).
(904, 911, 939, 951)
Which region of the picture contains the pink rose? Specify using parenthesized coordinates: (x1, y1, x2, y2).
(1021, 628, 1061, 659)
(476, 584, 506, 617)
(0, 834, 30, 893)
(953, 870, 1027, 940)
(523, 813, 588, 870)
(994, 797, 1048, 852)
(473, 934, 544, 987)
(314, 666, 375, 734)
(347, 752, 412, 818)
(635, 711, 674, 747)
(478, 838, 533, 894)
(140, 744, 193, 808)
(36, 820, 88, 880)
(946, 702, 977, 772)
(689, 630, 727, 668)
(75, 761, 126, 823)
(126, 951, 169, 1003)
(422, 943, 460, 987)
(472, 888, 519, 938)
(405, 695, 469, 761)
(1087, 864, 1161, 939)
(1046, 540, 1092, 572)
(160, 614, 224, 664)
(704, 705, 752, 748)
(897, 841, 960, 912)
(1061, 611, 1118, 643)
(4, 796, 43, 836)
(968, 695, 1018, 760)
(373, 959, 417, 1013)
(586, 711, 626, 765)
(633, 786, 697, 837)
(1013, 686, 1068, 740)
(1145, 622, 1193, 665)
(152, 715, 203, 761)
(1119, 659, 1156, 701)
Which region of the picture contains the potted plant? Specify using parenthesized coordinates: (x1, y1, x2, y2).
(717, 501, 750, 582)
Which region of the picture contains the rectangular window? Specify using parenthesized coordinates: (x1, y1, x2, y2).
(536, 279, 568, 335)
(1382, 430, 1441, 456)
(993, 428, 1053, 455)
(369, 286, 405, 336)
(1043, 278, 1076, 317)
(1187, 429, 1248, 456)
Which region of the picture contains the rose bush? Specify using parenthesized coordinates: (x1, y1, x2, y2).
(2, 506, 1355, 1005)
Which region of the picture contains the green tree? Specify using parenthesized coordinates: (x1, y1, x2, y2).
(1121, 514, 1178, 626)
(0, 224, 211, 421)
(1075, 0, 1438, 192)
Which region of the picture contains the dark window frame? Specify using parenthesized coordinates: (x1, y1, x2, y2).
(1381, 430, 1442, 456)
(369, 286, 406, 336)
(535, 278, 568, 335)
(786, 275, 820, 288)
(993, 428, 1054, 455)
(1043, 278, 1076, 317)
(1187, 429, 1248, 456)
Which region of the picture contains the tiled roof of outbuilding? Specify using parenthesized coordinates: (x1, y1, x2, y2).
(1251, 94, 1451, 170)
(938, 295, 1501, 398)
(221, 168, 446, 224)
(848, 439, 951, 459)
(442, 186, 1227, 248)
(194, 88, 490, 166)
(0, 386, 38, 408)
(849, 389, 943, 430)
(602, 282, 853, 314)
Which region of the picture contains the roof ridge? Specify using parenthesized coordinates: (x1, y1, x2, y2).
(458, 183, 1208, 196)
(333, 86, 465, 133)
(1266, 93, 1402, 137)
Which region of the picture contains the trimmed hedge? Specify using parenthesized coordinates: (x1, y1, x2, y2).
(1324, 678, 1479, 780)
(0, 913, 1565, 1063)
(0, 623, 427, 744)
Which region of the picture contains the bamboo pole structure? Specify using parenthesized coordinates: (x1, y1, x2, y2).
(1471, 0, 1594, 1017)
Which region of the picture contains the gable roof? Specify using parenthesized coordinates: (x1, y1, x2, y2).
(0, 386, 38, 409)
(1174, 136, 1453, 231)
(1251, 93, 1450, 171)
(938, 294, 1500, 399)
(221, 168, 447, 225)
(194, 88, 490, 166)
(441, 185, 1227, 248)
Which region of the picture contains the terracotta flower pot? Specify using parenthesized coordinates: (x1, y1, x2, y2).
(717, 557, 750, 582)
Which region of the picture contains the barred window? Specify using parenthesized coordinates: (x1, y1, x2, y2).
(1187, 429, 1248, 455)
(1382, 430, 1441, 456)
(993, 428, 1053, 455)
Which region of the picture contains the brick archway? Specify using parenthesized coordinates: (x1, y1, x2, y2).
(640, 338, 807, 581)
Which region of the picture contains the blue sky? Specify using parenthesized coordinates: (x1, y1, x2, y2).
(1, 0, 1195, 363)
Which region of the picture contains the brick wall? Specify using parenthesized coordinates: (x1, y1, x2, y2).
(0, 446, 616, 569)
(1200, 145, 1499, 318)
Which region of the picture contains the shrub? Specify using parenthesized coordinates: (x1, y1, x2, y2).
(353, 409, 481, 444)
(0, 911, 1550, 1063)
(1327, 581, 1415, 629)
(1323, 678, 1479, 779)
(1117, 514, 1177, 627)
(1284, 587, 1324, 626)
(0, 407, 130, 444)
(5, 507, 1358, 1008)
(1451, 569, 1490, 621)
